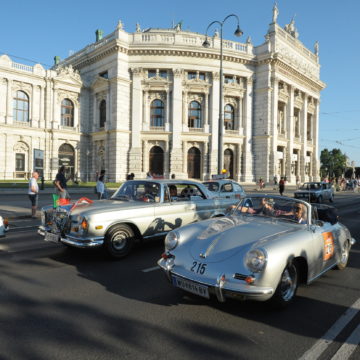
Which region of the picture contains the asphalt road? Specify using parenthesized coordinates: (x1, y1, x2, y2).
(0, 191, 359, 360)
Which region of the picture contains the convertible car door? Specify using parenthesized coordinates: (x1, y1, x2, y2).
(311, 222, 338, 276)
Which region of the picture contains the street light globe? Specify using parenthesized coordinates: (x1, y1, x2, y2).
(234, 25, 243, 37)
(202, 38, 211, 48)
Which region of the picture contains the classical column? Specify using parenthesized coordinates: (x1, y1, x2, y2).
(165, 89, 170, 132)
(170, 68, 185, 177)
(129, 67, 144, 174)
(143, 89, 149, 131)
(237, 96, 242, 133)
(235, 142, 242, 182)
(271, 76, 279, 180)
(6, 79, 13, 124)
(209, 72, 220, 176)
(242, 76, 253, 182)
(203, 91, 209, 132)
(313, 100, 320, 181)
(286, 85, 294, 183)
(301, 95, 308, 182)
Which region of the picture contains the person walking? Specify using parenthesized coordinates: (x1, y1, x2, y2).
(54, 166, 70, 199)
(279, 177, 285, 196)
(96, 170, 107, 199)
(28, 171, 39, 218)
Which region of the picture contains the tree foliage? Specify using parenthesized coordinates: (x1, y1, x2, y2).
(320, 148, 347, 178)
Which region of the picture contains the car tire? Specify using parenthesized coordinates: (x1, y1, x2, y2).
(318, 196, 323, 203)
(336, 241, 350, 270)
(104, 224, 135, 259)
(269, 262, 298, 308)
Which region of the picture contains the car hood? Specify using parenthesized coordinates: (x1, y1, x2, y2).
(189, 216, 298, 263)
(69, 199, 153, 217)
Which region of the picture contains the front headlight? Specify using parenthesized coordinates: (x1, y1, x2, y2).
(245, 248, 267, 273)
(78, 216, 89, 235)
(165, 231, 179, 251)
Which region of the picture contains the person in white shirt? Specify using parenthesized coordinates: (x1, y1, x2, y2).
(96, 170, 107, 199)
(28, 171, 39, 218)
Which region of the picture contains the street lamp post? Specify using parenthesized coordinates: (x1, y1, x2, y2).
(203, 14, 243, 174)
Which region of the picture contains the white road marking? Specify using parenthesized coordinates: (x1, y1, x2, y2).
(299, 297, 360, 360)
(331, 322, 360, 360)
(142, 266, 160, 273)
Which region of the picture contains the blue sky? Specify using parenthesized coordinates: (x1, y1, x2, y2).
(1, 0, 359, 165)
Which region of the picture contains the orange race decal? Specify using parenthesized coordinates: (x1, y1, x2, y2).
(322, 232, 334, 261)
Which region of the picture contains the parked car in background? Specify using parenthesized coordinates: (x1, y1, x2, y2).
(202, 179, 246, 200)
(294, 182, 334, 203)
(158, 195, 356, 307)
(0, 216, 9, 237)
(38, 180, 240, 258)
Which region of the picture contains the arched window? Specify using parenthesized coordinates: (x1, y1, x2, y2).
(99, 100, 106, 128)
(149, 146, 164, 176)
(224, 104, 234, 130)
(150, 99, 164, 127)
(58, 143, 75, 179)
(187, 147, 201, 179)
(13, 90, 29, 122)
(61, 99, 74, 127)
(188, 101, 202, 129)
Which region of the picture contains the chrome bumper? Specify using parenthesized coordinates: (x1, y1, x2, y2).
(158, 258, 274, 302)
(38, 226, 104, 248)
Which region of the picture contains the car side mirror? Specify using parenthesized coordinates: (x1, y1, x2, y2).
(315, 220, 324, 227)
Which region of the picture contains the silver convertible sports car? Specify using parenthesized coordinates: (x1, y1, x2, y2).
(158, 194, 356, 307)
(38, 179, 240, 258)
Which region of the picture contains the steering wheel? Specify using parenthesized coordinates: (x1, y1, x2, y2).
(143, 193, 155, 202)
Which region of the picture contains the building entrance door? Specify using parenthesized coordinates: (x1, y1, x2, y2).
(58, 143, 75, 179)
(224, 149, 234, 179)
(187, 147, 201, 179)
(149, 146, 164, 176)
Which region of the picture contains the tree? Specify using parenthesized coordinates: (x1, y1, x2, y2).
(320, 148, 347, 179)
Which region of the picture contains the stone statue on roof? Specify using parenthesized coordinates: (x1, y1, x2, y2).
(314, 41, 319, 55)
(136, 23, 141, 32)
(284, 16, 299, 38)
(117, 20, 124, 30)
(272, 2, 279, 23)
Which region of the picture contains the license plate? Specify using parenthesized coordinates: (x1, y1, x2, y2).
(44, 231, 60, 243)
(172, 275, 210, 299)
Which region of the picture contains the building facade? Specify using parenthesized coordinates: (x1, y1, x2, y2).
(0, 10, 325, 183)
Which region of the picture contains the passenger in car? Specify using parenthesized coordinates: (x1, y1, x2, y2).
(169, 185, 178, 200)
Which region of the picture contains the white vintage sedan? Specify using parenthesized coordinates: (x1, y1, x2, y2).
(158, 195, 356, 307)
(38, 180, 240, 258)
(202, 179, 246, 200)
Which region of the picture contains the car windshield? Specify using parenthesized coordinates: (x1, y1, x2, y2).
(203, 181, 219, 192)
(231, 196, 308, 225)
(112, 181, 161, 203)
(300, 183, 321, 190)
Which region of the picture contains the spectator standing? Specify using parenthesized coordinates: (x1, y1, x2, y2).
(54, 166, 70, 199)
(279, 177, 285, 196)
(28, 171, 39, 218)
(96, 170, 107, 199)
(146, 171, 153, 179)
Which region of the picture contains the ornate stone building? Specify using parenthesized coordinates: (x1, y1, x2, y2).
(0, 8, 325, 183)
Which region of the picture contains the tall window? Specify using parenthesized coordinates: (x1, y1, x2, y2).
(61, 99, 74, 127)
(99, 100, 106, 128)
(15, 153, 25, 171)
(188, 101, 202, 128)
(307, 114, 312, 140)
(150, 99, 164, 127)
(278, 102, 285, 135)
(294, 108, 300, 137)
(13, 90, 29, 122)
(224, 104, 235, 130)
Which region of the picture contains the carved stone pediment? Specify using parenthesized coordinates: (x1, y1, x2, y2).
(57, 90, 80, 106)
(13, 81, 32, 94)
(294, 90, 304, 108)
(187, 93, 204, 103)
(91, 76, 109, 89)
(148, 92, 166, 101)
(55, 65, 82, 85)
(14, 141, 29, 152)
(307, 97, 316, 113)
(224, 97, 238, 108)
